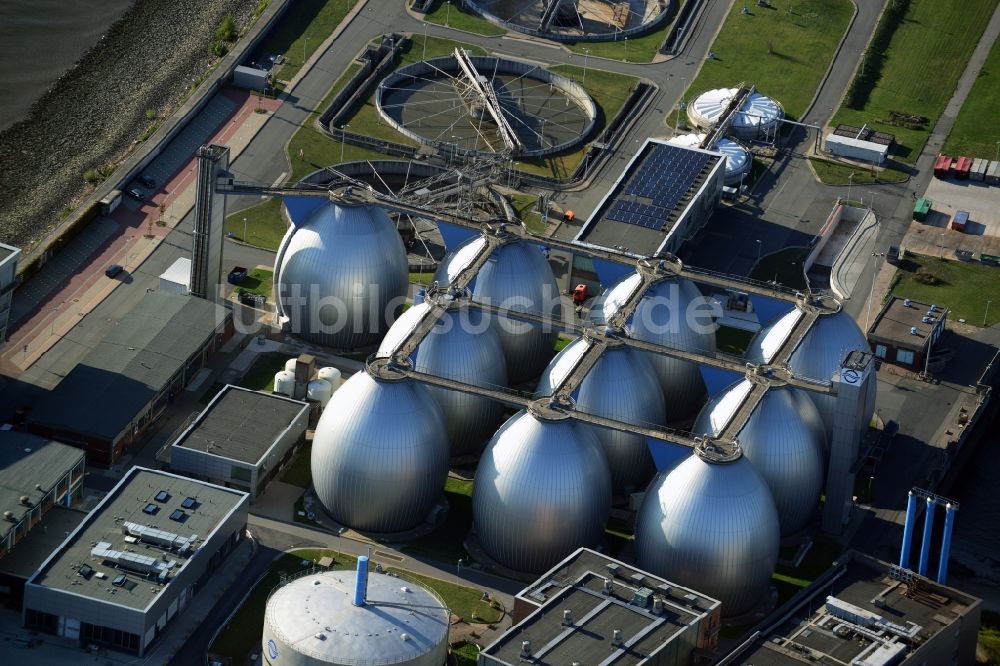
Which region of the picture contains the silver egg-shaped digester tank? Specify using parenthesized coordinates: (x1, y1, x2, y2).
(473, 409, 611, 574)
(311, 368, 449, 533)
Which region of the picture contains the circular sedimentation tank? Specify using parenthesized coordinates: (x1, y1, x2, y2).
(262, 568, 449, 666)
(473, 409, 611, 574)
(435, 237, 561, 384)
(311, 371, 449, 533)
(687, 87, 784, 140)
(464, 0, 673, 42)
(694, 380, 826, 535)
(274, 202, 408, 350)
(635, 453, 780, 616)
(377, 297, 508, 456)
(535, 336, 664, 493)
(590, 273, 716, 418)
(667, 133, 752, 185)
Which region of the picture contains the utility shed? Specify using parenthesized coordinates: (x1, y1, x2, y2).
(233, 65, 269, 92)
(28, 292, 231, 467)
(824, 134, 889, 164)
(169, 385, 309, 501)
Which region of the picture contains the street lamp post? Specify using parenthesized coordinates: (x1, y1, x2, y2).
(583, 48, 589, 86)
(755, 239, 762, 264)
(243, 217, 248, 241)
(624, 37, 628, 63)
(422, 23, 428, 60)
(446, 0, 451, 26)
(866, 250, 886, 331)
(847, 172, 856, 203)
(985, 300, 992, 327)
(995, 140, 1000, 164)
(122, 236, 131, 268)
(340, 124, 349, 162)
(303, 37, 309, 66)
(868, 190, 877, 213)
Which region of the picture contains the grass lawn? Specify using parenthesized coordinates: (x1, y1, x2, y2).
(888, 254, 1000, 327)
(677, 0, 853, 121)
(716, 326, 754, 355)
(750, 247, 809, 290)
(239, 351, 289, 392)
(224, 197, 287, 251)
(388, 567, 505, 624)
(554, 334, 574, 352)
(942, 31, 1000, 159)
(453, 642, 482, 666)
(237, 268, 274, 300)
(422, 0, 506, 36)
(809, 157, 909, 185)
(405, 475, 474, 562)
(260, 0, 359, 87)
(410, 271, 435, 286)
(980, 611, 1000, 665)
(831, 0, 1000, 163)
(509, 192, 547, 234)
(281, 443, 313, 488)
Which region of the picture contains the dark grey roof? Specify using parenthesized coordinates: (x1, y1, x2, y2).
(30, 467, 247, 610)
(173, 385, 308, 464)
(0, 506, 87, 579)
(485, 548, 719, 665)
(869, 297, 947, 347)
(0, 432, 85, 544)
(0, 242, 17, 263)
(29, 292, 227, 441)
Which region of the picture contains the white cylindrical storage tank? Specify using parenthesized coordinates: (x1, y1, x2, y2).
(317, 366, 342, 389)
(473, 410, 611, 574)
(378, 300, 507, 457)
(435, 237, 561, 384)
(284, 358, 298, 373)
(693, 380, 826, 535)
(536, 337, 665, 494)
(262, 568, 449, 666)
(746, 306, 876, 438)
(635, 454, 780, 616)
(668, 133, 752, 186)
(590, 273, 716, 418)
(687, 87, 784, 140)
(273, 371, 296, 397)
(274, 202, 408, 350)
(311, 371, 450, 533)
(307, 379, 334, 407)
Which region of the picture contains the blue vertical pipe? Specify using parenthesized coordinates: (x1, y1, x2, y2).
(937, 504, 956, 585)
(353, 555, 369, 606)
(918, 498, 936, 576)
(899, 491, 917, 569)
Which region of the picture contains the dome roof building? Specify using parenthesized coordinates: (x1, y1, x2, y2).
(687, 87, 784, 140)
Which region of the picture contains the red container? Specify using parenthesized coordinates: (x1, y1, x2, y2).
(934, 154, 953, 178)
(955, 156, 972, 179)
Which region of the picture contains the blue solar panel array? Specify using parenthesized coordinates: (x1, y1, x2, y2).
(606, 143, 713, 231)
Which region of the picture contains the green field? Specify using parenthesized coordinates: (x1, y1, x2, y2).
(224, 197, 287, 251)
(981, 611, 1000, 666)
(809, 158, 910, 185)
(675, 0, 853, 123)
(388, 567, 504, 624)
(509, 192, 547, 234)
(405, 475, 474, 561)
(831, 0, 1000, 163)
(237, 268, 274, 300)
(259, 0, 359, 87)
(421, 0, 506, 36)
(889, 254, 1000, 327)
(942, 31, 1000, 159)
(240, 351, 289, 392)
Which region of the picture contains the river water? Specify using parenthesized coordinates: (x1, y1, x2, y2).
(0, 0, 134, 132)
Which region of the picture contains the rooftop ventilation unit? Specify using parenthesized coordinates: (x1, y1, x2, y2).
(91, 542, 170, 582)
(520, 640, 532, 658)
(612, 628, 624, 647)
(910, 327, 918, 335)
(562, 609, 574, 626)
(903, 299, 912, 307)
(121, 521, 198, 554)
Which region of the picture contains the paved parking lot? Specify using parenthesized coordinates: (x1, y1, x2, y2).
(911, 178, 1000, 258)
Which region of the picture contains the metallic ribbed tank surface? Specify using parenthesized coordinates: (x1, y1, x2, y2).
(262, 569, 449, 666)
(694, 380, 826, 535)
(311, 370, 449, 533)
(274, 202, 408, 349)
(747, 307, 876, 436)
(377, 300, 508, 456)
(535, 337, 665, 493)
(473, 410, 611, 574)
(435, 238, 560, 384)
(635, 454, 780, 616)
(590, 273, 715, 417)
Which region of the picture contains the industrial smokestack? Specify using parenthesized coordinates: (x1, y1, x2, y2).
(353, 555, 369, 606)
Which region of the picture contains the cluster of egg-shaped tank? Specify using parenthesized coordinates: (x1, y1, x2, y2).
(667, 133, 751, 186)
(635, 453, 780, 616)
(434, 237, 561, 384)
(377, 296, 507, 456)
(311, 370, 450, 533)
(746, 306, 877, 437)
(262, 565, 449, 666)
(535, 337, 664, 494)
(687, 87, 784, 140)
(274, 202, 408, 350)
(693, 380, 826, 535)
(589, 273, 716, 417)
(472, 409, 612, 574)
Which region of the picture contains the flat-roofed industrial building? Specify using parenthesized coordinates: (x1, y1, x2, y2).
(0, 432, 86, 608)
(23, 467, 248, 656)
(169, 385, 309, 501)
(27, 292, 232, 466)
(719, 550, 981, 666)
(867, 297, 948, 372)
(482, 547, 721, 665)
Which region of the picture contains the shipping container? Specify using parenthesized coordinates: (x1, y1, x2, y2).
(933, 154, 953, 178)
(99, 190, 122, 215)
(954, 156, 972, 179)
(988, 161, 1000, 185)
(913, 198, 932, 222)
(971, 158, 988, 181)
(950, 210, 969, 232)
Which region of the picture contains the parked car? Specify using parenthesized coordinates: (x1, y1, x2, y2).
(887, 245, 900, 264)
(227, 266, 248, 284)
(138, 175, 156, 189)
(105, 264, 124, 278)
(126, 188, 144, 201)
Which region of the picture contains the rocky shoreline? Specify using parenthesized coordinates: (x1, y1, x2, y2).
(0, 0, 258, 250)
